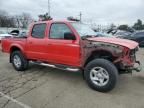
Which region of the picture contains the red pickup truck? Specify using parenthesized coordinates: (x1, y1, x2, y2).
(1, 20, 141, 92)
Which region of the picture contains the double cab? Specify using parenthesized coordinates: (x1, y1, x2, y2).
(1, 20, 141, 92)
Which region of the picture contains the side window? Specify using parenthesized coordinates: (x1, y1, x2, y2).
(50, 23, 72, 39)
(32, 24, 46, 38)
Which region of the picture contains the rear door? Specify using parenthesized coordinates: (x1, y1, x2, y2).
(46, 23, 80, 66)
(26, 23, 47, 60)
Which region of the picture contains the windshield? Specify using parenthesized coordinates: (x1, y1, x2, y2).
(71, 23, 96, 37)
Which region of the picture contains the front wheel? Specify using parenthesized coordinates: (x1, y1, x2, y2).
(11, 51, 29, 71)
(84, 59, 118, 92)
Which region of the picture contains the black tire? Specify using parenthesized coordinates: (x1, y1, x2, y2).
(84, 59, 118, 92)
(11, 51, 29, 71)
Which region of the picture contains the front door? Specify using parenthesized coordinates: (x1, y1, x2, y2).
(46, 23, 80, 66)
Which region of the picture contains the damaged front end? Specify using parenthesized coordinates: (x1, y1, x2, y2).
(113, 46, 141, 73)
(82, 38, 141, 74)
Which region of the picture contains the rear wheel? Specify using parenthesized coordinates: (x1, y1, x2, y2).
(84, 59, 118, 92)
(11, 51, 29, 71)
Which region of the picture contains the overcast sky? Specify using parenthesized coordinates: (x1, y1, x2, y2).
(0, 0, 144, 25)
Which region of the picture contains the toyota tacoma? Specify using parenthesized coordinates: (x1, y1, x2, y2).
(1, 20, 141, 92)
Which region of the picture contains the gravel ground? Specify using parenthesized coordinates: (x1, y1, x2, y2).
(0, 48, 144, 108)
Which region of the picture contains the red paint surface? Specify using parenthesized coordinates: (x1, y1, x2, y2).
(88, 37, 138, 49)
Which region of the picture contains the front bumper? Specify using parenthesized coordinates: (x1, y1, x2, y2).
(128, 61, 142, 72)
(115, 59, 141, 73)
(117, 61, 142, 74)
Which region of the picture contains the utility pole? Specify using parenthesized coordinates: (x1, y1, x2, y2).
(16, 17, 20, 29)
(48, 0, 50, 16)
(79, 12, 82, 22)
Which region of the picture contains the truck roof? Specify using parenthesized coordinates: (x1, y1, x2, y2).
(33, 20, 76, 24)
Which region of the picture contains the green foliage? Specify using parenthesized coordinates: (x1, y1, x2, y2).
(132, 19, 144, 30)
(118, 19, 144, 32)
(38, 13, 52, 21)
(117, 24, 134, 32)
(67, 16, 80, 22)
(118, 25, 129, 31)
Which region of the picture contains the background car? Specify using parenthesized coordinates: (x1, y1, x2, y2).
(114, 31, 132, 38)
(10, 30, 28, 37)
(95, 32, 114, 37)
(107, 29, 133, 38)
(120, 31, 144, 47)
(0, 32, 13, 43)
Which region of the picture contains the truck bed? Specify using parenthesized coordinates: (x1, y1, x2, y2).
(1, 37, 27, 53)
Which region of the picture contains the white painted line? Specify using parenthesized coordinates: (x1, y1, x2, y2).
(0, 92, 31, 108)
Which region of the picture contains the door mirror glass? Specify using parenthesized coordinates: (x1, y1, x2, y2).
(64, 32, 76, 40)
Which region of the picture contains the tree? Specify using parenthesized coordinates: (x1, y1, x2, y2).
(0, 9, 33, 28)
(118, 25, 129, 31)
(67, 16, 80, 22)
(109, 23, 116, 30)
(118, 24, 134, 32)
(17, 13, 33, 28)
(38, 13, 52, 21)
(0, 10, 16, 27)
(132, 19, 143, 30)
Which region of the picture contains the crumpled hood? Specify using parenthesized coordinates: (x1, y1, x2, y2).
(87, 37, 138, 49)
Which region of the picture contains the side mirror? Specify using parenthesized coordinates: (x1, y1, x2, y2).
(22, 35, 28, 38)
(64, 32, 76, 40)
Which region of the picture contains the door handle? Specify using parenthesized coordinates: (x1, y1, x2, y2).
(29, 41, 33, 44)
(48, 43, 52, 45)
